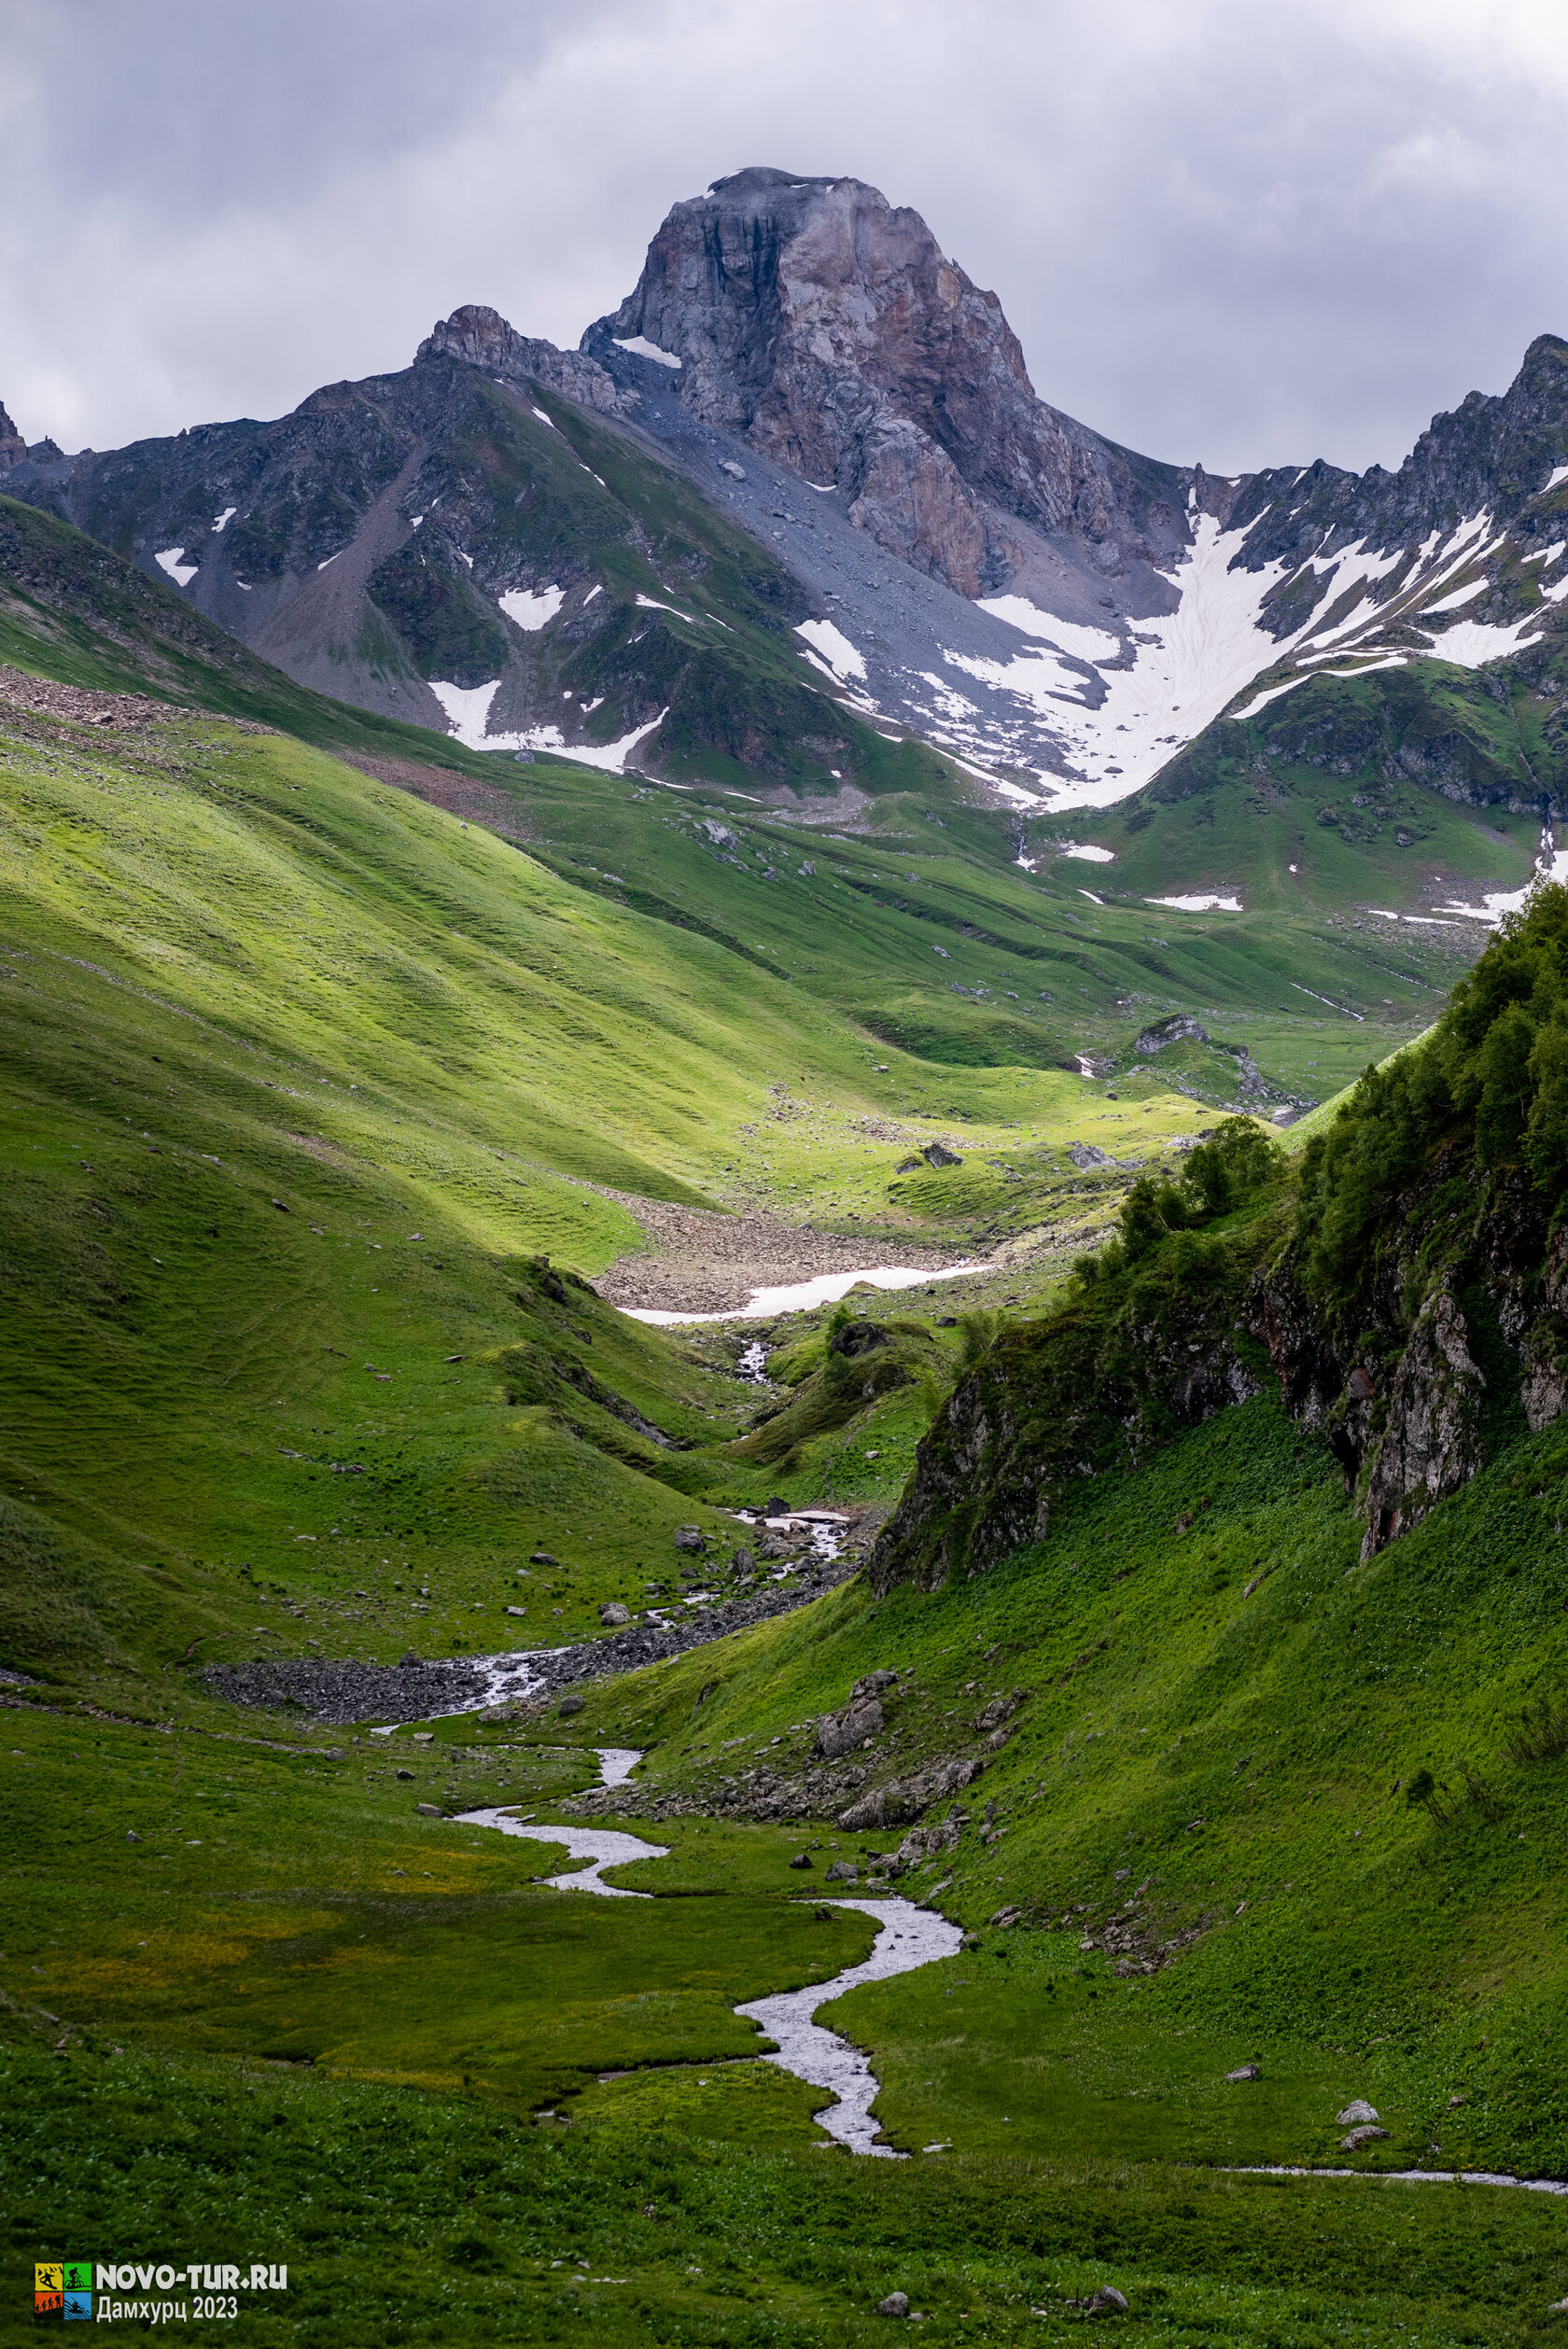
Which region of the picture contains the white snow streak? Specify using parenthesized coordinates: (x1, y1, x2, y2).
(796, 618, 867, 681)
(612, 335, 683, 369)
(154, 548, 197, 587)
(498, 584, 565, 632)
(210, 507, 236, 533)
(1151, 893, 1242, 913)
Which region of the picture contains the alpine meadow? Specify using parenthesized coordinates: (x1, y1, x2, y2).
(7, 152, 1568, 2349)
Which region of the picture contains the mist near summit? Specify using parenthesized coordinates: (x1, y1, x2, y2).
(7, 1, 1568, 477)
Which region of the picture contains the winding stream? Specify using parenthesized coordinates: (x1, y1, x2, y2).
(459, 1772, 959, 2153)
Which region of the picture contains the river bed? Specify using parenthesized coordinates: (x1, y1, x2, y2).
(457, 1785, 958, 2153)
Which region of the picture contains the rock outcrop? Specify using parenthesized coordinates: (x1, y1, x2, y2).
(591, 166, 1186, 594)
(871, 1154, 1568, 1592)
(0, 399, 26, 471)
(417, 305, 630, 418)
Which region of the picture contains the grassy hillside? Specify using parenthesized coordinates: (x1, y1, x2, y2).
(1074, 659, 1549, 918)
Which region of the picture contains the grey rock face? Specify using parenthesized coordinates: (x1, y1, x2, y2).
(593, 166, 1183, 594)
(0, 399, 25, 471)
(818, 1694, 885, 1759)
(1359, 1287, 1484, 1559)
(417, 305, 630, 418)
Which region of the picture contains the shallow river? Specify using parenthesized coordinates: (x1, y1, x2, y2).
(459, 1770, 959, 2154)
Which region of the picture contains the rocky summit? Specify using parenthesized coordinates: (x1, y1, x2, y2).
(11, 168, 1568, 818)
(589, 166, 1185, 597)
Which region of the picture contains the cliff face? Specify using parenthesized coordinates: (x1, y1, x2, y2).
(593, 167, 1187, 595)
(0, 400, 26, 471)
(871, 1156, 1566, 1593)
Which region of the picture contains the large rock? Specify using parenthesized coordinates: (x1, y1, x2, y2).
(591, 167, 1183, 594)
(818, 1695, 885, 1759)
(1336, 2100, 1379, 2125)
(840, 1756, 982, 1834)
(1359, 1285, 1484, 1559)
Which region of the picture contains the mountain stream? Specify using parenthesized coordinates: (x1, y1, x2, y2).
(459, 1754, 960, 2154)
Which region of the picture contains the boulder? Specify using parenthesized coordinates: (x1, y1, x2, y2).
(818, 1695, 885, 1759)
(922, 1141, 961, 1168)
(673, 1527, 707, 1553)
(824, 1859, 860, 1883)
(876, 2292, 910, 2318)
(1336, 2099, 1379, 2125)
(1086, 2286, 1128, 2314)
(530, 1550, 558, 1565)
(396, 1768, 414, 1781)
(789, 1853, 814, 1870)
(505, 1604, 528, 1618)
(125, 1828, 142, 1842)
(415, 1802, 443, 1818)
(599, 1602, 632, 1626)
(558, 1692, 585, 1716)
(1339, 2125, 1391, 2150)
(1225, 2064, 1260, 2083)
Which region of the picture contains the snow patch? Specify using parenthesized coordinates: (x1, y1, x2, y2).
(1420, 613, 1545, 667)
(625, 1264, 979, 1327)
(976, 595, 1121, 664)
(1546, 465, 1568, 492)
(154, 548, 197, 587)
(636, 593, 699, 623)
(795, 619, 867, 681)
(1421, 577, 1486, 615)
(210, 507, 236, 534)
(613, 334, 683, 370)
(531, 407, 555, 427)
(1054, 843, 1115, 863)
(498, 584, 565, 632)
(1435, 838, 1568, 923)
(1150, 893, 1242, 913)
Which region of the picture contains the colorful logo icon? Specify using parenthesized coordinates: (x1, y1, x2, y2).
(35, 2262, 92, 2318)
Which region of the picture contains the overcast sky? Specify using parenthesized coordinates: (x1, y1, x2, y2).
(7, 0, 1568, 477)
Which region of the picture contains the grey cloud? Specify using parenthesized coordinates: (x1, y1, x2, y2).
(5, 0, 1568, 481)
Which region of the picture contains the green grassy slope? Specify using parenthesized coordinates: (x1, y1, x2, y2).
(1073, 659, 1551, 917)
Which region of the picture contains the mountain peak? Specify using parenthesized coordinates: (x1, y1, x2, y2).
(418, 304, 629, 417)
(589, 169, 1184, 596)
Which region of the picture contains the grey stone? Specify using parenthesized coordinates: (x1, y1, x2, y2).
(530, 1551, 558, 1565)
(125, 1828, 141, 1842)
(674, 1528, 707, 1553)
(973, 1690, 1023, 1733)
(824, 1860, 860, 1883)
(396, 1768, 413, 1781)
(1086, 2286, 1128, 2314)
(876, 2293, 909, 2318)
(789, 1853, 814, 1869)
(599, 1602, 632, 1626)
(1225, 2064, 1260, 2082)
(818, 1695, 885, 1759)
(506, 1605, 528, 1617)
(558, 1693, 585, 1716)
(922, 1141, 961, 1168)
(1339, 2125, 1391, 2149)
(1336, 2100, 1379, 2125)
(415, 1802, 443, 1818)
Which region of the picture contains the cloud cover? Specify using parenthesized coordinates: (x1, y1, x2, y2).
(7, 0, 1568, 479)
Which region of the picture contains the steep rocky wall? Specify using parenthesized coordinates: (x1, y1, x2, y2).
(594, 166, 1188, 594)
(871, 1161, 1568, 1591)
